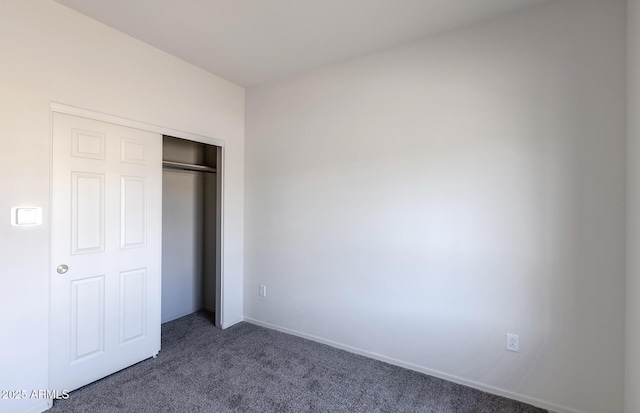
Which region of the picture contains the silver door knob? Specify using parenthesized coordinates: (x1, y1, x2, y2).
(57, 264, 68, 274)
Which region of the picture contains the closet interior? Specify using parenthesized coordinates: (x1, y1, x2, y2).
(161, 135, 220, 326)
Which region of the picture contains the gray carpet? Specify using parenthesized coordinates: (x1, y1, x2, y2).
(50, 312, 548, 413)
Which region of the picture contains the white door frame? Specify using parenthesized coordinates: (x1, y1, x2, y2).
(50, 102, 226, 328)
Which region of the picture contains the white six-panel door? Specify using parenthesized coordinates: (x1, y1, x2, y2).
(50, 112, 162, 392)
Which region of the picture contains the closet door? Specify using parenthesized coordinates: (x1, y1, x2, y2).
(50, 112, 162, 392)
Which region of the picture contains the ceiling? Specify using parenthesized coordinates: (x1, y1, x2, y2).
(55, 0, 552, 87)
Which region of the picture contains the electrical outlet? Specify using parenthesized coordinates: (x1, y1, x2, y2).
(506, 333, 519, 352)
(259, 284, 267, 297)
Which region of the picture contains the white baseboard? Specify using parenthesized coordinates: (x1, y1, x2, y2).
(243, 316, 584, 413)
(222, 317, 244, 329)
(161, 308, 200, 324)
(20, 399, 52, 413)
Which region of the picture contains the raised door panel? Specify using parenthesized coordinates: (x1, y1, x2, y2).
(71, 172, 105, 254)
(120, 269, 147, 344)
(120, 176, 147, 249)
(72, 129, 106, 160)
(70, 276, 105, 362)
(121, 138, 148, 165)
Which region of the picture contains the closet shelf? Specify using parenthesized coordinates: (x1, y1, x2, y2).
(162, 161, 216, 174)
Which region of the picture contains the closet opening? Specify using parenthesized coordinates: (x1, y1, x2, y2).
(161, 135, 222, 328)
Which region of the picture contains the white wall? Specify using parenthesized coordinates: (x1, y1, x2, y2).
(244, 1, 626, 412)
(627, 1, 640, 412)
(162, 169, 204, 323)
(0, 1, 244, 413)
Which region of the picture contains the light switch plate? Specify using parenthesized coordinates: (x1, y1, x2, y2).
(11, 207, 42, 226)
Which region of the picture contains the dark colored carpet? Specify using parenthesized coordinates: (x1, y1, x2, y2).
(50, 312, 548, 413)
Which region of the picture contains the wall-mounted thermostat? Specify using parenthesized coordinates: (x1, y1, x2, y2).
(11, 207, 42, 226)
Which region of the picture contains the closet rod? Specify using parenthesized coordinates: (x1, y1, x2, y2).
(162, 161, 217, 174)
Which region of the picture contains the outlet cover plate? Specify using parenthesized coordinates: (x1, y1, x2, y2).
(506, 333, 520, 352)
